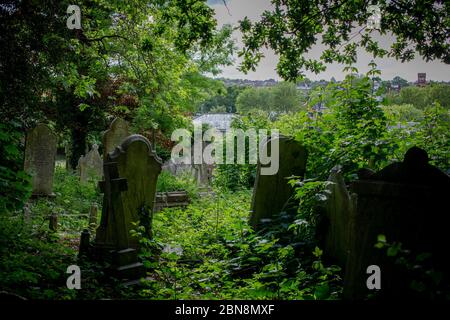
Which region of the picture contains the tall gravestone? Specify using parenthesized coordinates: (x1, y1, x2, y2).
(95, 134, 162, 252)
(102, 117, 130, 159)
(249, 136, 308, 229)
(77, 144, 103, 183)
(24, 124, 57, 196)
(318, 167, 355, 267)
(343, 147, 450, 299)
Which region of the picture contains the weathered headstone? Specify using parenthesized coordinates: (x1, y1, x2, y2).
(24, 124, 57, 196)
(343, 147, 450, 300)
(77, 144, 103, 183)
(319, 166, 356, 267)
(102, 117, 130, 159)
(193, 163, 213, 186)
(249, 136, 308, 229)
(88, 203, 98, 231)
(95, 134, 162, 251)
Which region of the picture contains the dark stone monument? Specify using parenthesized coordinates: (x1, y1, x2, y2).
(343, 147, 450, 299)
(93, 134, 162, 281)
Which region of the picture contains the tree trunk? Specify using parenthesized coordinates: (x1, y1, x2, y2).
(69, 127, 87, 171)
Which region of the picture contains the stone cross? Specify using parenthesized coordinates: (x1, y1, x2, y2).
(24, 123, 57, 196)
(94, 134, 162, 251)
(95, 161, 128, 250)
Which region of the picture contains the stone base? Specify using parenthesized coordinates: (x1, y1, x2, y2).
(30, 192, 56, 198)
(89, 242, 147, 283)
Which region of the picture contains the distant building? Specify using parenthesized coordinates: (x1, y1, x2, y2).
(192, 113, 236, 133)
(218, 78, 279, 88)
(296, 83, 310, 91)
(417, 73, 426, 86)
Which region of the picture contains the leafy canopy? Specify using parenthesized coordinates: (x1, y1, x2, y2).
(238, 0, 450, 80)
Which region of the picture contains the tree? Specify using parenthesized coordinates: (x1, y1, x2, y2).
(236, 82, 305, 114)
(271, 82, 305, 113)
(385, 84, 450, 109)
(236, 87, 273, 113)
(200, 85, 244, 113)
(238, 0, 449, 80)
(0, 0, 231, 210)
(391, 76, 409, 88)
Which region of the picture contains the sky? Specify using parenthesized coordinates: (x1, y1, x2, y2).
(207, 0, 450, 82)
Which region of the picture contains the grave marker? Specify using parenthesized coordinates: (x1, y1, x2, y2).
(77, 144, 103, 183)
(249, 136, 307, 229)
(24, 124, 57, 196)
(102, 117, 130, 159)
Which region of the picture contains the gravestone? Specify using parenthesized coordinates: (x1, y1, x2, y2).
(249, 136, 308, 229)
(319, 166, 356, 267)
(154, 191, 190, 212)
(95, 134, 162, 251)
(193, 163, 213, 186)
(88, 204, 98, 232)
(343, 147, 450, 300)
(24, 124, 57, 196)
(77, 144, 103, 183)
(102, 117, 130, 159)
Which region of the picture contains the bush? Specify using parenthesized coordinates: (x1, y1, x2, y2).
(156, 170, 199, 199)
(0, 122, 32, 213)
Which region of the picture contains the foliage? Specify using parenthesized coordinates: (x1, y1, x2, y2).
(238, 0, 449, 80)
(236, 82, 305, 115)
(0, 122, 32, 213)
(273, 66, 392, 180)
(212, 110, 273, 191)
(382, 104, 424, 122)
(236, 87, 273, 114)
(0, 213, 77, 300)
(375, 234, 450, 300)
(1, 0, 234, 168)
(384, 83, 450, 110)
(200, 85, 245, 113)
(0, 167, 100, 299)
(137, 190, 341, 299)
(156, 171, 199, 199)
(383, 103, 450, 169)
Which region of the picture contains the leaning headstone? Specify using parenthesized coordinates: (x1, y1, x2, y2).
(319, 166, 355, 267)
(102, 117, 130, 159)
(249, 136, 308, 229)
(24, 124, 57, 196)
(343, 147, 450, 300)
(77, 144, 103, 183)
(95, 134, 162, 251)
